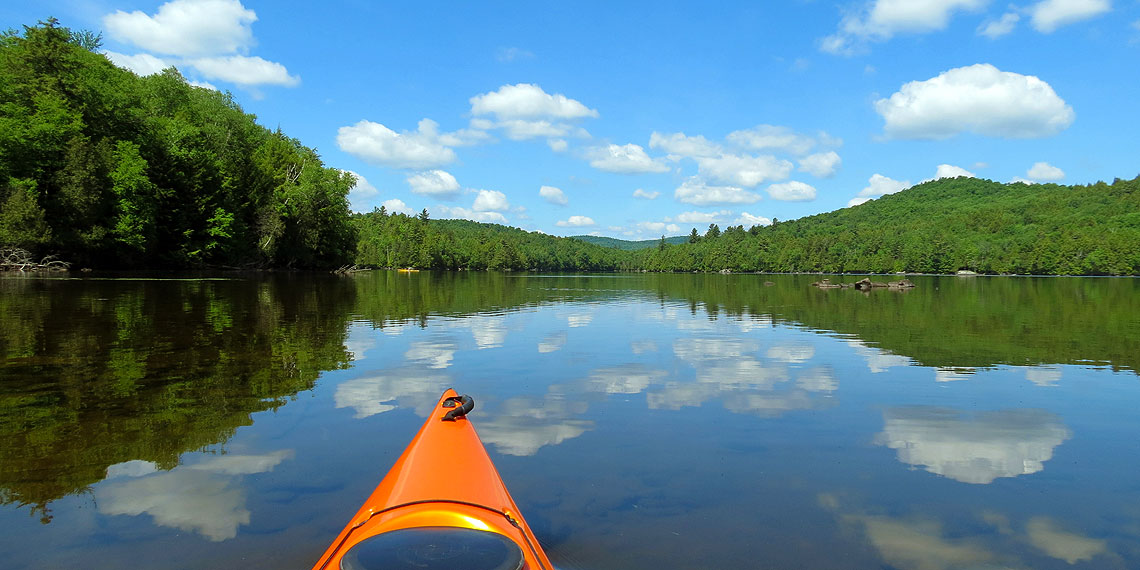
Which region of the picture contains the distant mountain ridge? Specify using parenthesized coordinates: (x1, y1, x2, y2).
(570, 235, 689, 250)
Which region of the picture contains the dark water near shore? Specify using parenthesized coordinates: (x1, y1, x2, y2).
(2, 272, 1139, 569)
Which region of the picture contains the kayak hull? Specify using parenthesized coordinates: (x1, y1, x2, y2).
(311, 389, 553, 570)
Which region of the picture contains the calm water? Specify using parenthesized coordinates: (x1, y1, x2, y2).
(2, 272, 1139, 569)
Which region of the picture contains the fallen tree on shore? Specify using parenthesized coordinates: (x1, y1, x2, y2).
(1, 248, 70, 272)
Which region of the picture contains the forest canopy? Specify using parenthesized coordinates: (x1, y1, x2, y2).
(2, 19, 1137, 275)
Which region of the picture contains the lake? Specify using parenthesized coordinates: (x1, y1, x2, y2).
(2, 271, 1139, 569)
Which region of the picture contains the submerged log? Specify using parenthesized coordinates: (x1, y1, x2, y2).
(0, 248, 70, 272)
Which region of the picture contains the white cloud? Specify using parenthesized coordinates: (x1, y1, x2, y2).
(337, 119, 457, 169)
(725, 125, 822, 155)
(405, 170, 460, 199)
(470, 83, 598, 120)
(978, 12, 1021, 37)
(188, 55, 299, 86)
(103, 50, 170, 76)
(633, 188, 659, 199)
(495, 119, 579, 141)
(767, 181, 817, 202)
(103, 0, 256, 57)
(821, 0, 988, 55)
(588, 144, 669, 174)
(405, 341, 457, 369)
(636, 221, 682, 234)
(188, 79, 218, 90)
(547, 138, 568, 152)
(343, 170, 379, 213)
(849, 174, 911, 207)
(538, 332, 567, 353)
(539, 185, 569, 205)
(649, 131, 723, 158)
(1030, 0, 1111, 32)
(1027, 161, 1065, 181)
(556, 215, 596, 227)
(673, 210, 732, 223)
(335, 371, 451, 418)
(97, 450, 292, 542)
(1026, 517, 1108, 564)
(933, 164, 977, 180)
(475, 395, 592, 456)
(875, 64, 1075, 139)
(381, 198, 413, 215)
(737, 212, 772, 226)
(496, 47, 534, 62)
(798, 151, 841, 177)
(696, 154, 794, 187)
(876, 407, 1071, 484)
(472, 189, 510, 211)
(432, 205, 508, 224)
(675, 177, 762, 206)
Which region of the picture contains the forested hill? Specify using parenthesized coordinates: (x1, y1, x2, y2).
(0, 19, 354, 268)
(629, 176, 1140, 275)
(571, 235, 689, 250)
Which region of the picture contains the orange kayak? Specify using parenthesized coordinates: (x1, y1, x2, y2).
(311, 389, 555, 570)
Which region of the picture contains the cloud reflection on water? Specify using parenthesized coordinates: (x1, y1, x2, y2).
(477, 394, 594, 456)
(97, 450, 293, 542)
(334, 369, 451, 418)
(876, 407, 1071, 484)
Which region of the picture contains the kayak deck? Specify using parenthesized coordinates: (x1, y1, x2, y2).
(312, 389, 553, 570)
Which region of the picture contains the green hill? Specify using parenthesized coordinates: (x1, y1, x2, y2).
(570, 235, 689, 250)
(630, 176, 1140, 275)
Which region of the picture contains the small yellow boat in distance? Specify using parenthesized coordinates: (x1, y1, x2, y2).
(396, 267, 419, 273)
(311, 389, 555, 570)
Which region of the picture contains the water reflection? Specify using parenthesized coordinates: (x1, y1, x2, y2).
(1025, 517, 1108, 564)
(97, 450, 293, 541)
(476, 394, 594, 456)
(876, 407, 1071, 484)
(334, 368, 452, 418)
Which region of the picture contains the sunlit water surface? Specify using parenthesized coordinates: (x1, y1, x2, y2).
(2, 272, 1139, 569)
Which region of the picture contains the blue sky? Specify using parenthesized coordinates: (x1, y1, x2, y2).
(6, 0, 1139, 239)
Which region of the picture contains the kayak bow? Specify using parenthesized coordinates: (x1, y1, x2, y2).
(312, 389, 555, 570)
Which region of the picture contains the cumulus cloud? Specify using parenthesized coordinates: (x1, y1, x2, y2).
(382, 198, 413, 215)
(875, 64, 1075, 139)
(1027, 161, 1065, 181)
(978, 12, 1021, 37)
(539, 185, 569, 205)
(556, 215, 596, 227)
(432, 205, 508, 224)
(470, 83, 598, 120)
(798, 151, 842, 177)
(472, 189, 510, 211)
(406, 170, 461, 199)
(547, 138, 568, 152)
(188, 55, 299, 86)
(636, 221, 682, 234)
(876, 407, 1072, 484)
(696, 154, 794, 187)
(821, 0, 988, 55)
(337, 119, 457, 169)
(725, 124, 826, 156)
(632, 188, 659, 200)
(649, 131, 723, 158)
(1026, 517, 1108, 564)
(1030, 0, 1111, 32)
(469, 84, 597, 142)
(343, 170, 379, 213)
(103, 0, 256, 57)
(675, 177, 762, 206)
(588, 144, 669, 174)
(766, 181, 817, 202)
(103, 51, 170, 76)
(848, 174, 911, 207)
(933, 164, 977, 179)
(672, 210, 732, 223)
(737, 212, 772, 226)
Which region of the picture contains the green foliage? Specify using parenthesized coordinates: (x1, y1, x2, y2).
(0, 19, 352, 268)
